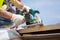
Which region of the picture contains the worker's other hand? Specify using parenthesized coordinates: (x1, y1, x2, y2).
(23, 5, 31, 12)
(11, 14, 25, 26)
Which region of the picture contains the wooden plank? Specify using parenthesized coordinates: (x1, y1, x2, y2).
(21, 33, 60, 40)
(17, 23, 60, 34)
(22, 33, 60, 38)
(22, 33, 60, 40)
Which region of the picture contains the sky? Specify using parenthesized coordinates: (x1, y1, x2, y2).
(21, 0, 60, 25)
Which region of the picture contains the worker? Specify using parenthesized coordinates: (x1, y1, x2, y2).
(0, 0, 42, 28)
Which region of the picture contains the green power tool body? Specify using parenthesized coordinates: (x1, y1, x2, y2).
(16, 9, 41, 25)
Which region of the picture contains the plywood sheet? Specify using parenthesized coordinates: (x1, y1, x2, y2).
(17, 23, 60, 34)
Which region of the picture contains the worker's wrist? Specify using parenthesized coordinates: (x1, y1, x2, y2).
(11, 14, 17, 21)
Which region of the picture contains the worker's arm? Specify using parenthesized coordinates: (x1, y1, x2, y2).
(0, 8, 12, 19)
(10, 0, 23, 10)
(10, 0, 30, 11)
(0, 8, 25, 26)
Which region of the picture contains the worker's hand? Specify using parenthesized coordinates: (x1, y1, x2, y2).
(11, 14, 25, 26)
